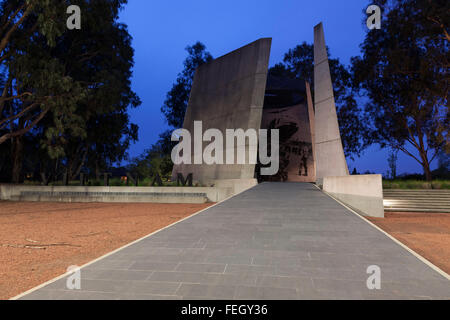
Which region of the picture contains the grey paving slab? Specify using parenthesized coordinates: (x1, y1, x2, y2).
(17, 183, 450, 300)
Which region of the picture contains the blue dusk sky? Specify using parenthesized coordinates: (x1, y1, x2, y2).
(119, 0, 435, 176)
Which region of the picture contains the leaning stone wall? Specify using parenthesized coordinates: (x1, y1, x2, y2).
(172, 38, 272, 185)
(314, 23, 349, 182)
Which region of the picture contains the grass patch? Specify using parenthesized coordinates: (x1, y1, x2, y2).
(383, 179, 450, 190)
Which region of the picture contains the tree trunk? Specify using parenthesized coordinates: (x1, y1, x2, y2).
(53, 158, 60, 184)
(73, 147, 88, 179)
(95, 159, 100, 181)
(423, 164, 433, 182)
(419, 152, 433, 181)
(11, 136, 23, 183)
(67, 157, 73, 181)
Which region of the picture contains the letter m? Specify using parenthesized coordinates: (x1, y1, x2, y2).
(177, 173, 193, 186)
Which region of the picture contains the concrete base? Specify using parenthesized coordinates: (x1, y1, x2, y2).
(316, 178, 324, 188)
(322, 175, 384, 218)
(0, 185, 235, 204)
(213, 179, 258, 195)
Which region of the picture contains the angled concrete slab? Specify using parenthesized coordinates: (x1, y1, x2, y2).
(172, 38, 272, 185)
(314, 23, 349, 181)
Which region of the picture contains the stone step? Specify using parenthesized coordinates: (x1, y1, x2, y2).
(384, 197, 450, 201)
(384, 189, 450, 192)
(384, 194, 450, 196)
(384, 204, 450, 209)
(384, 191, 450, 195)
(384, 191, 450, 194)
(10, 191, 209, 204)
(384, 199, 450, 204)
(385, 207, 450, 213)
(383, 189, 450, 213)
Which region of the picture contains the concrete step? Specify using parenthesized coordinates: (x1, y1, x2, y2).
(385, 207, 450, 213)
(384, 194, 450, 197)
(384, 200, 450, 204)
(384, 197, 450, 201)
(384, 191, 450, 194)
(384, 192, 450, 194)
(383, 189, 450, 213)
(384, 189, 450, 192)
(384, 205, 450, 209)
(10, 191, 209, 204)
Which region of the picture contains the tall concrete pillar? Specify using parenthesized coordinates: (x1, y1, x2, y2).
(314, 22, 349, 183)
(305, 81, 316, 182)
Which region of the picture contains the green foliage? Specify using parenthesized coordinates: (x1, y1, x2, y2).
(0, 0, 140, 182)
(383, 179, 450, 190)
(39, 0, 139, 162)
(161, 42, 212, 129)
(0, 0, 83, 145)
(352, 0, 449, 180)
(130, 42, 214, 183)
(387, 149, 398, 179)
(128, 138, 174, 181)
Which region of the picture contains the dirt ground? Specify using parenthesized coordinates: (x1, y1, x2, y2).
(0, 201, 213, 300)
(368, 212, 450, 274)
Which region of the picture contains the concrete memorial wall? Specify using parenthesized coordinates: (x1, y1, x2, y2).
(172, 38, 272, 185)
(313, 22, 349, 183)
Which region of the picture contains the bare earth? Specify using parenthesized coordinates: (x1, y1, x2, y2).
(368, 212, 450, 274)
(0, 201, 213, 300)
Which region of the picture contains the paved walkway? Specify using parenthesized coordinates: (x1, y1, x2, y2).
(20, 183, 449, 300)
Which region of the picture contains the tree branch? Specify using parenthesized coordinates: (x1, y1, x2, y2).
(0, 102, 40, 128)
(0, 92, 32, 103)
(426, 16, 450, 42)
(0, 106, 50, 145)
(0, 3, 26, 35)
(397, 144, 423, 166)
(0, 2, 34, 53)
(0, 75, 12, 115)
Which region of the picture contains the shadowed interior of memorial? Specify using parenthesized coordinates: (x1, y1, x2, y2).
(258, 76, 316, 183)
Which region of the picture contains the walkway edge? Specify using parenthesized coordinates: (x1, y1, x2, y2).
(10, 187, 255, 300)
(319, 186, 450, 281)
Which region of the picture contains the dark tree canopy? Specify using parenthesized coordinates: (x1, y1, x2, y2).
(352, 0, 449, 180)
(161, 42, 213, 129)
(0, 0, 140, 183)
(0, 0, 84, 146)
(129, 42, 213, 179)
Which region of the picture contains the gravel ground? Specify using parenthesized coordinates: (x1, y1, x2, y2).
(368, 212, 450, 274)
(0, 201, 213, 300)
